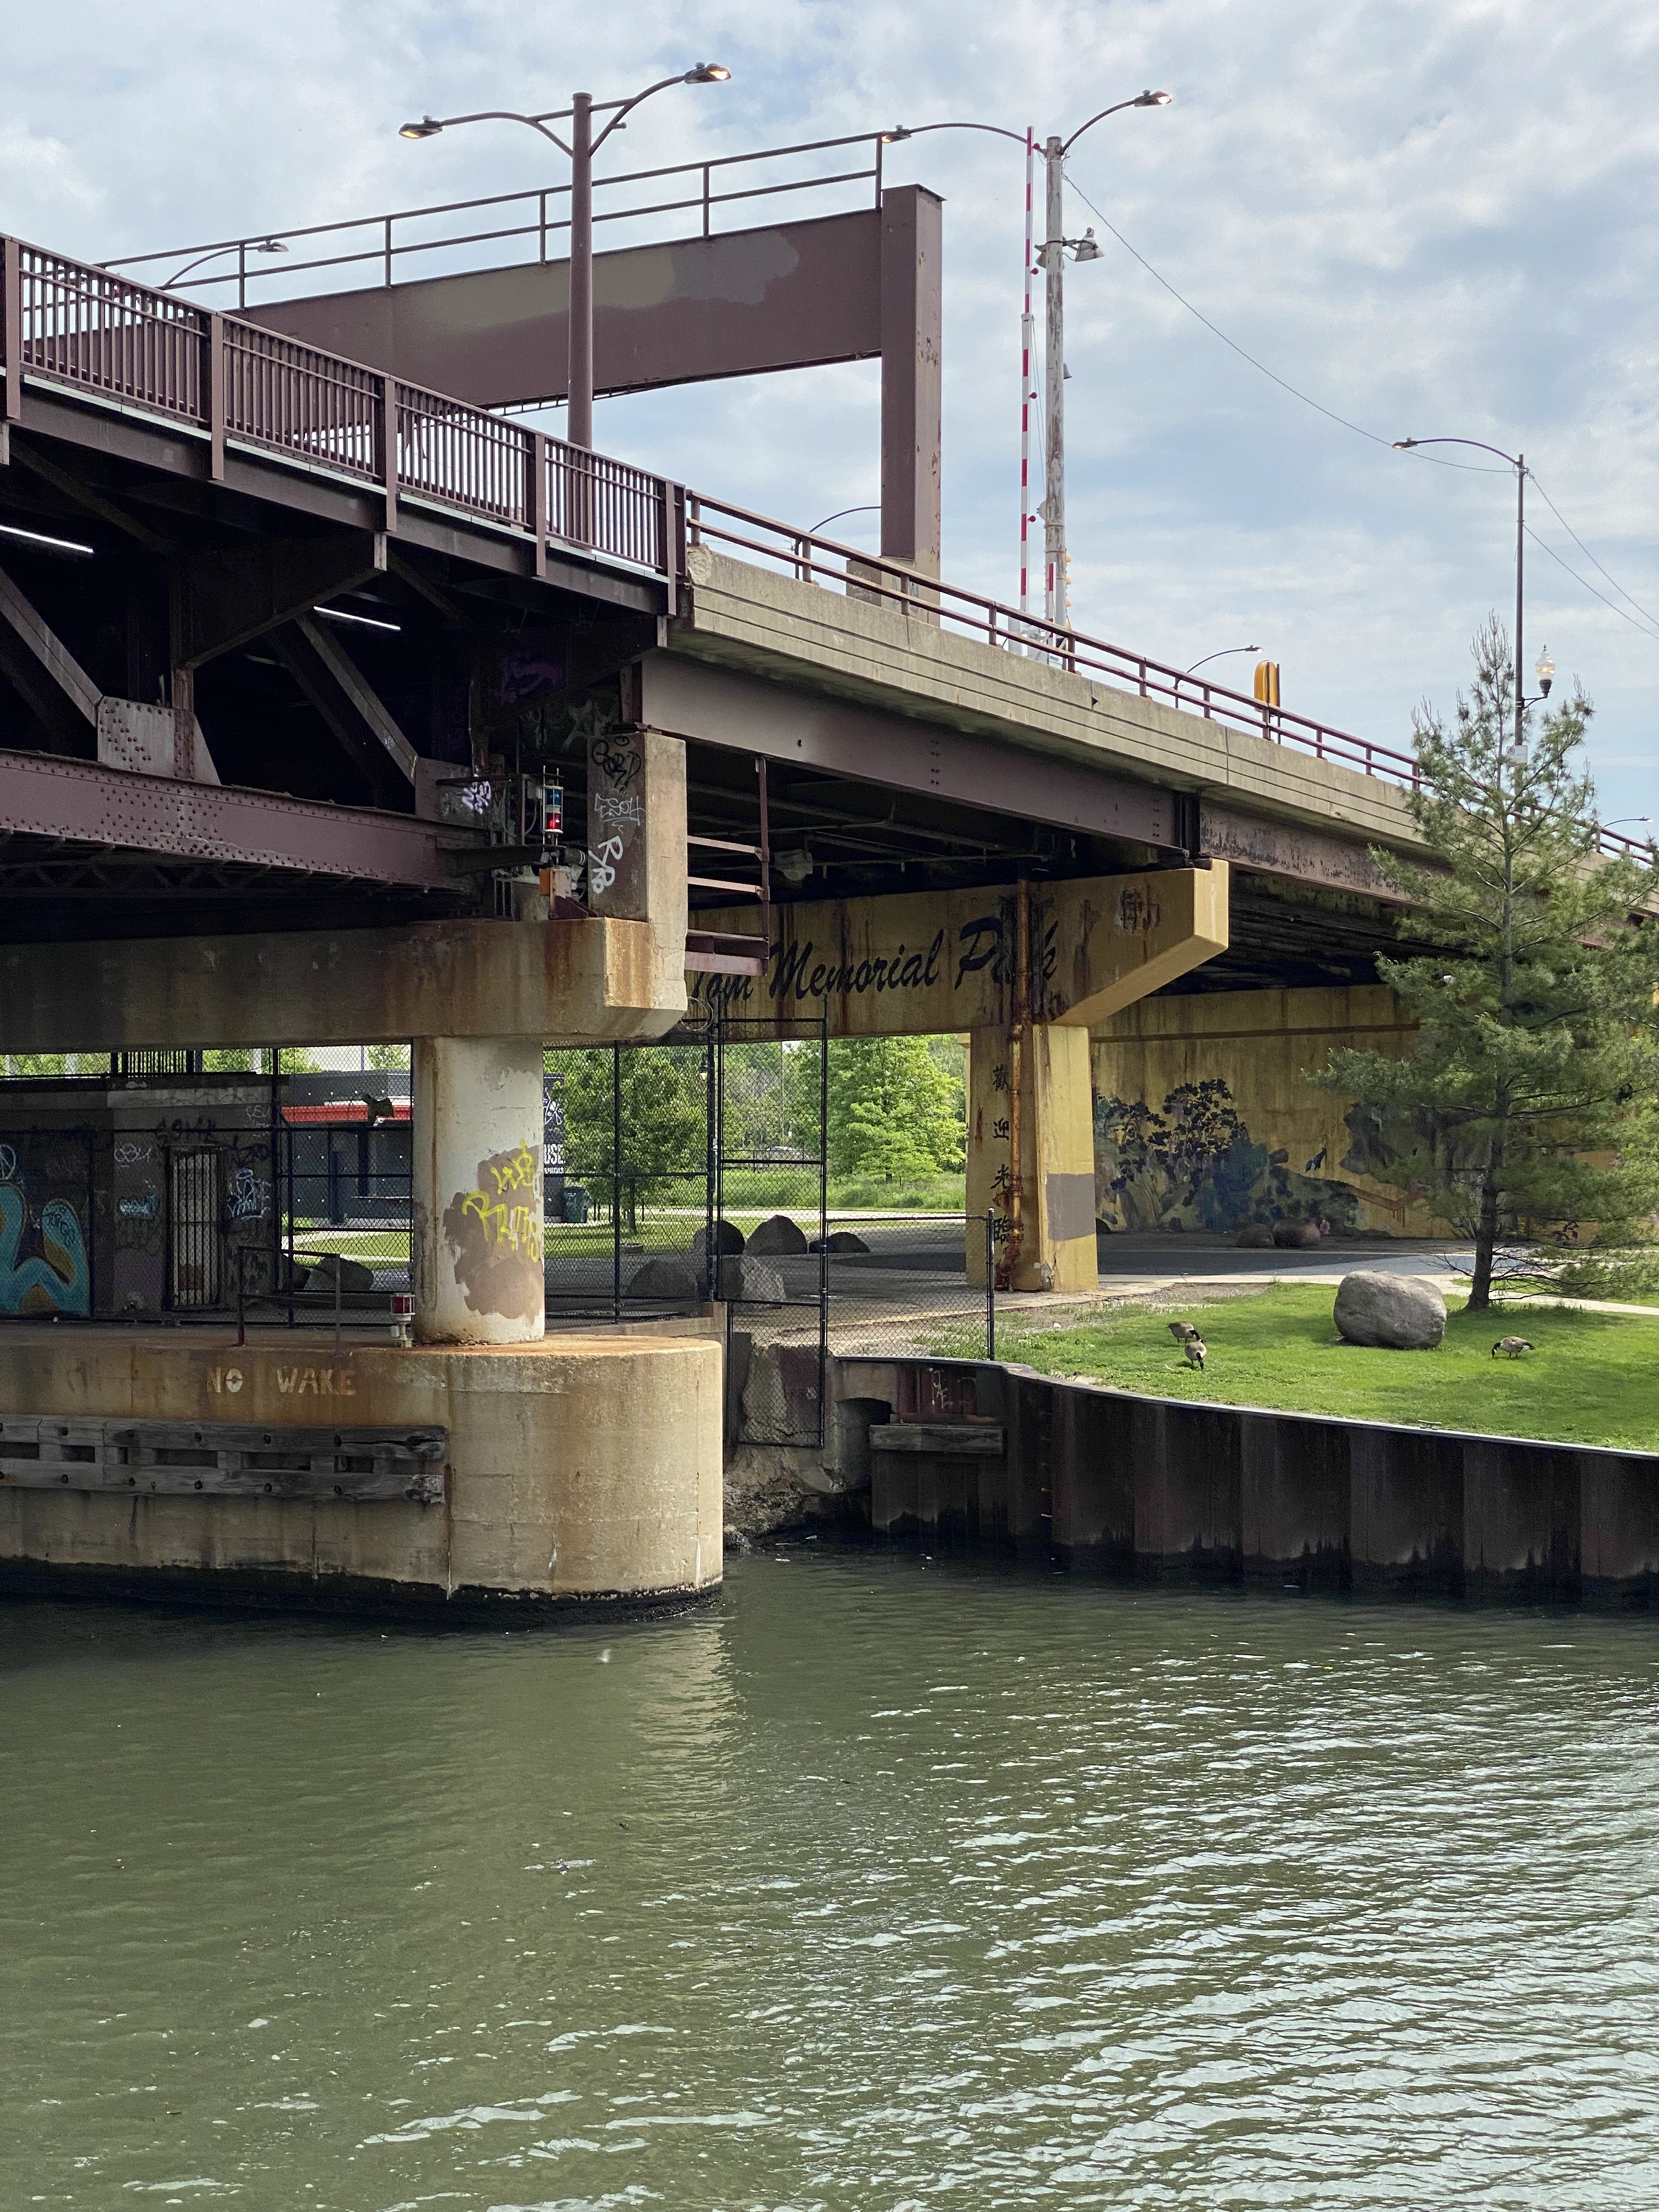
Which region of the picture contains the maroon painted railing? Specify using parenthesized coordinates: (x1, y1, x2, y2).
(3, 233, 1647, 867)
(0, 234, 671, 580)
(682, 493, 1652, 862)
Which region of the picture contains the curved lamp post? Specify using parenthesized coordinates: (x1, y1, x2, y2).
(1393, 435, 1556, 771)
(1184, 644, 1260, 675)
(161, 239, 287, 292)
(890, 93, 1170, 625)
(400, 64, 730, 449)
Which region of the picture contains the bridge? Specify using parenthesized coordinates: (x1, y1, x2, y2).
(0, 215, 1582, 1612)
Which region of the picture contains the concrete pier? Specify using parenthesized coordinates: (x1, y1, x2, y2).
(413, 1035, 546, 1346)
(0, 1323, 722, 1612)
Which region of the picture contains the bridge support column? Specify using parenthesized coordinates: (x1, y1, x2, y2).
(412, 1036, 545, 1346)
(967, 1024, 1097, 1293)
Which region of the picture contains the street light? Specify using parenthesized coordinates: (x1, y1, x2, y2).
(887, 92, 1170, 628)
(1185, 644, 1260, 674)
(399, 64, 730, 448)
(161, 238, 287, 291)
(1393, 435, 1537, 770)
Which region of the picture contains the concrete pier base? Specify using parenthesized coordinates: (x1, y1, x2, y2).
(413, 1034, 546, 1346)
(0, 1324, 722, 1611)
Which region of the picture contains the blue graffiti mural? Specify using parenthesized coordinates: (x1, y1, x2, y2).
(0, 1183, 91, 1314)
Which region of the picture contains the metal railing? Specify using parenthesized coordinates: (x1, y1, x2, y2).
(1, 234, 673, 581)
(682, 492, 1652, 862)
(100, 132, 893, 307)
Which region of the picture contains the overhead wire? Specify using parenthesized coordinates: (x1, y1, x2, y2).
(1060, 164, 1659, 637)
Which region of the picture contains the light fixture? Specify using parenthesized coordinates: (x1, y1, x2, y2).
(684, 61, 730, 82)
(774, 849, 814, 887)
(1136, 89, 1173, 106)
(399, 114, 444, 140)
(1535, 646, 1554, 697)
(883, 125, 913, 143)
(253, 238, 288, 256)
(0, 521, 95, 558)
(317, 603, 402, 634)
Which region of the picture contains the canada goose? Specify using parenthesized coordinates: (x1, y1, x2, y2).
(1167, 1319, 1200, 1343)
(1183, 1336, 1206, 1371)
(1492, 1336, 1535, 1358)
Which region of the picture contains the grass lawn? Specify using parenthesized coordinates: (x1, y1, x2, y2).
(995, 1283, 1659, 1453)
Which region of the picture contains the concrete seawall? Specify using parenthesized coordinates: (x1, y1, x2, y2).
(804, 1355, 1659, 1607)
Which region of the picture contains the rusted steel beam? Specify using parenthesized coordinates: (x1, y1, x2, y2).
(0, 748, 478, 886)
(1198, 800, 1412, 904)
(640, 652, 1181, 849)
(0, 561, 101, 726)
(173, 529, 388, 668)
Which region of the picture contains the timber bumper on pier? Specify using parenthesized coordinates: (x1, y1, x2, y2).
(0, 1323, 723, 1613)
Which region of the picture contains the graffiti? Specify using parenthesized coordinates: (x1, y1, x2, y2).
(0, 1184, 90, 1316)
(588, 834, 625, 898)
(226, 1165, 273, 1223)
(590, 738, 643, 789)
(441, 1142, 544, 1322)
(118, 1189, 159, 1218)
(485, 1142, 539, 1197)
(591, 792, 643, 828)
(0, 1143, 15, 1183)
(1116, 885, 1162, 934)
(113, 1141, 156, 1167)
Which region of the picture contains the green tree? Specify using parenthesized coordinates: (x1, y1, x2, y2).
(827, 1035, 967, 1181)
(1312, 620, 1659, 1311)
(548, 1043, 708, 1226)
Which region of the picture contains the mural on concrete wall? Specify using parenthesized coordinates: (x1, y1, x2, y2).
(1093, 1079, 1426, 1236)
(0, 1151, 91, 1314)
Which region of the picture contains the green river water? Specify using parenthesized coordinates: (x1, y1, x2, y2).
(3, 1550, 1657, 2210)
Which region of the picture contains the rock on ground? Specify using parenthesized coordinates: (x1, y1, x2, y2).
(746, 1212, 810, 1255)
(1235, 1222, 1274, 1248)
(1273, 1220, 1324, 1249)
(625, 1257, 701, 1301)
(715, 1255, 788, 1302)
(692, 1219, 747, 1257)
(1334, 1269, 1447, 1350)
(306, 1252, 374, 1293)
(810, 1229, 871, 1254)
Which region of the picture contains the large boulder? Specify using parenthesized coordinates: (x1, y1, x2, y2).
(306, 1252, 375, 1294)
(1273, 1218, 1324, 1250)
(1334, 1269, 1447, 1350)
(720, 1255, 788, 1304)
(692, 1219, 746, 1258)
(810, 1228, 871, 1255)
(1235, 1221, 1274, 1249)
(626, 1257, 701, 1302)
(746, 1211, 810, 1256)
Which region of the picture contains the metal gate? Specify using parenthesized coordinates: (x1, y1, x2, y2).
(167, 1148, 221, 1310)
(716, 1014, 828, 1449)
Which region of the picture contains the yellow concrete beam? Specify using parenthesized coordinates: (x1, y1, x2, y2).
(689, 866, 1228, 1039)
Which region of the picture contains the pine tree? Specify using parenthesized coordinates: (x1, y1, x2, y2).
(1313, 620, 1659, 1312)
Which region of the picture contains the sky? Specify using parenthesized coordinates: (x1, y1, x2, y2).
(4, 0, 1655, 822)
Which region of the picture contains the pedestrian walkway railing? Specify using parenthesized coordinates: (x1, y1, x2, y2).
(683, 492, 1652, 862)
(1, 235, 675, 582)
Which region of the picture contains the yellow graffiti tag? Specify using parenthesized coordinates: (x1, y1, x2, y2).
(461, 1189, 541, 1254)
(487, 1142, 540, 1197)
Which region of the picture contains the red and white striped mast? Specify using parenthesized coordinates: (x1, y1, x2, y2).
(1018, 124, 1036, 628)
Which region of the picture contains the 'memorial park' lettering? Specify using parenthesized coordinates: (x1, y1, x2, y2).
(686, 868, 1230, 1040)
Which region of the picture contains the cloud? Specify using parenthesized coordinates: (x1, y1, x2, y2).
(6, 0, 1653, 814)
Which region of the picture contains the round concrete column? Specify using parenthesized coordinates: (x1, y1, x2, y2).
(412, 1036, 545, 1345)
